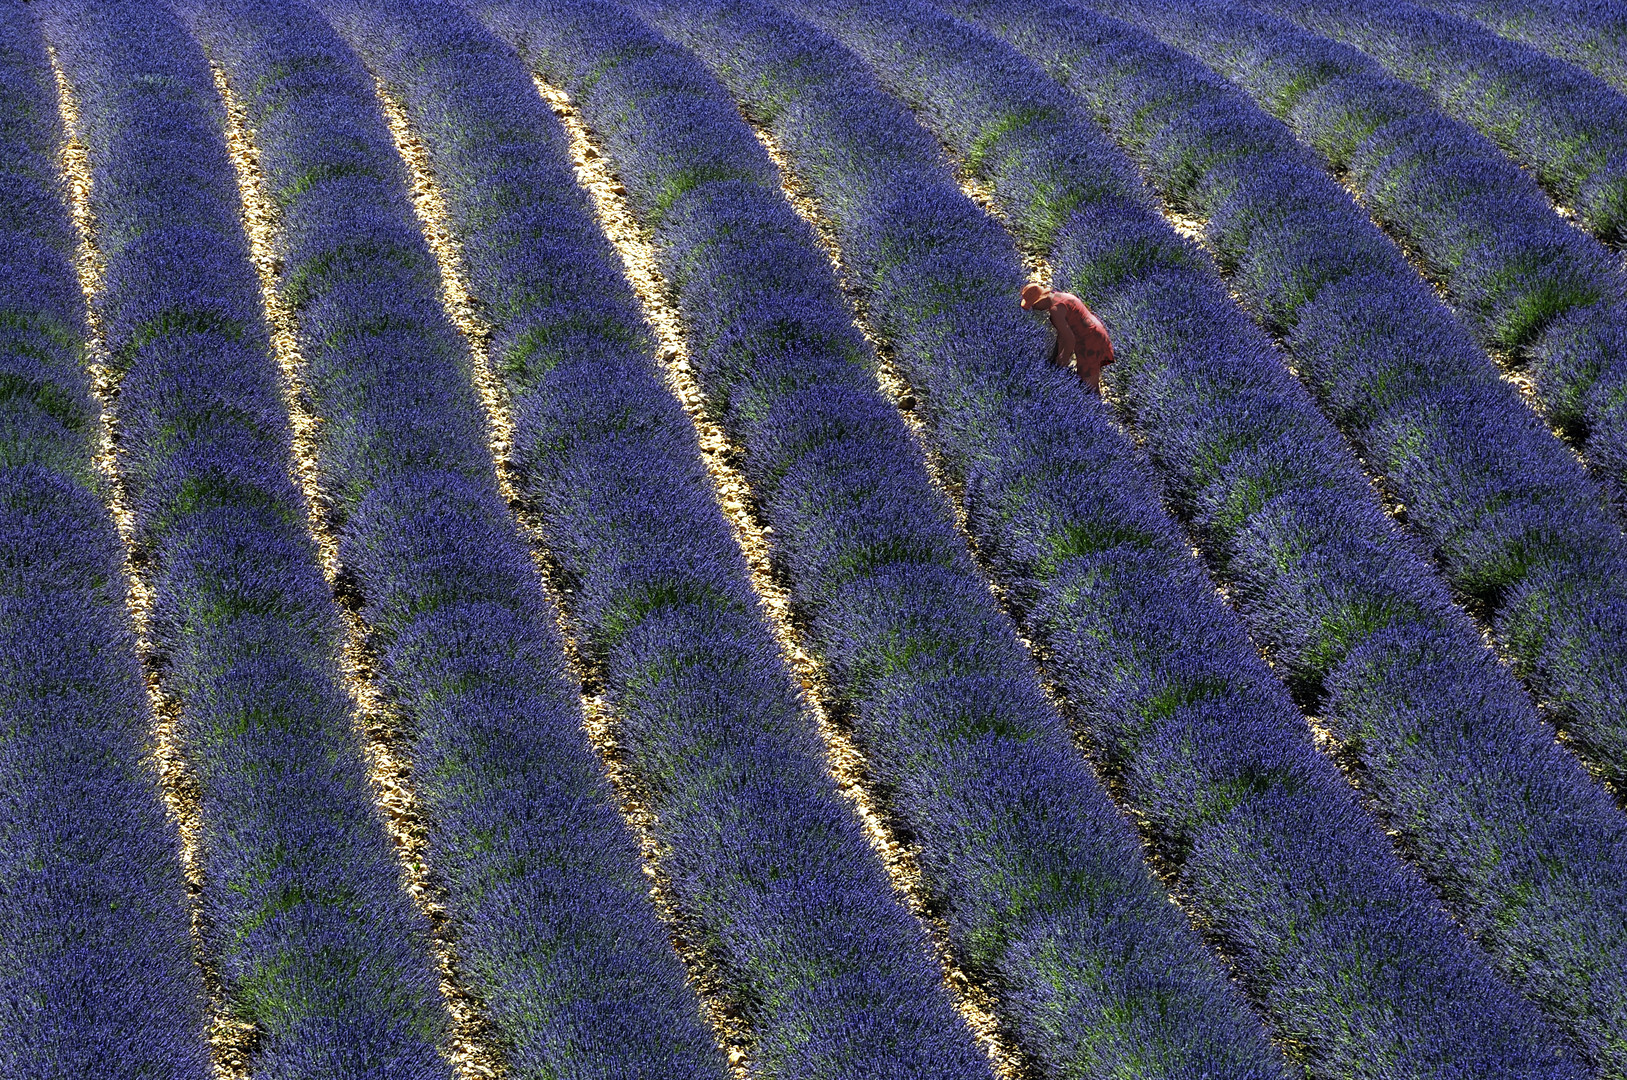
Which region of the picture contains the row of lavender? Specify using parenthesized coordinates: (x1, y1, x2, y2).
(9, 0, 1171, 1071)
(1248, 0, 1627, 244)
(3, 0, 985, 1070)
(775, 0, 1627, 1071)
(1117, 2, 1627, 720)
(0, 5, 210, 1075)
(1210, 10, 1627, 693)
(1365, 1, 1627, 506)
(945, 0, 1627, 1059)
(1108, 3, 1627, 492)
(1407, 0, 1627, 98)
(1034, 1, 1627, 1065)
(1221, 0, 1627, 508)
(644, 0, 1612, 1074)
(34, 0, 452, 1075)
(312, 0, 990, 1073)
(6, 0, 1626, 1075)
(463, 0, 1316, 1074)
(961, 0, 1627, 801)
(173, 1, 732, 1074)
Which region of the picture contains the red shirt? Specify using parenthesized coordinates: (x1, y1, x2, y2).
(1048, 292, 1114, 376)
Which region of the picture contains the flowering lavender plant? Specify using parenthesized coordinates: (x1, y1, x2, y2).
(38, 2, 450, 1074)
(177, 1, 731, 1074)
(775, 0, 1617, 1070)
(319, 0, 992, 1073)
(1099, 0, 1627, 793)
(0, 7, 209, 1074)
(1409, 0, 1627, 97)
(1242, 0, 1627, 243)
(457, 0, 1320, 1074)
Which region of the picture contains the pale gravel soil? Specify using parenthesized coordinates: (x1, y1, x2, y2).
(46, 43, 251, 1080)
(379, 69, 752, 1077)
(216, 59, 498, 1080)
(745, 118, 1029, 1080)
(756, 95, 1327, 1063)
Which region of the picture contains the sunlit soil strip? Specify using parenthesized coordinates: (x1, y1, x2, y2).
(44, 47, 247, 1080)
(752, 107, 1298, 1071)
(364, 75, 746, 1078)
(739, 121, 1038, 1080)
(205, 61, 493, 1080)
(531, 76, 1015, 1079)
(801, 123, 1312, 1056)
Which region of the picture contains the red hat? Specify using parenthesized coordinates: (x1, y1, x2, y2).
(1020, 283, 1049, 309)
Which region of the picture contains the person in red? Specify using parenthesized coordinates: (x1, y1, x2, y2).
(1020, 283, 1114, 393)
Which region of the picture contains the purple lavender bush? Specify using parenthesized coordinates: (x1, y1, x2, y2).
(647, 0, 1613, 1073)
(774, 0, 1623, 1071)
(1409, 0, 1627, 97)
(317, 0, 992, 1074)
(175, 1, 730, 1075)
(1148, 2, 1627, 531)
(38, 2, 450, 1075)
(500, 7, 1292, 1072)
(1097, 0, 1627, 788)
(462, 0, 1305, 1074)
(0, 7, 210, 1074)
(478, 0, 1587, 1073)
(1241, 0, 1627, 243)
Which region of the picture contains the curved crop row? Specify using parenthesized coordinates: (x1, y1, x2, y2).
(957, 0, 1627, 802)
(175, 2, 726, 1075)
(0, 7, 209, 1075)
(37, 3, 450, 1075)
(781, 0, 1627, 1070)
(1241, 0, 1627, 243)
(315, 1, 989, 1074)
(650, 0, 1602, 1074)
(459, 0, 1307, 1075)
(1409, 0, 1627, 98)
(934, 3, 1627, 1065)
(1111, 2, 1627, 530)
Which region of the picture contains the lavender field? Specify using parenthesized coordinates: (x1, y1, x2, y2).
(5, 0, 1627, 1077)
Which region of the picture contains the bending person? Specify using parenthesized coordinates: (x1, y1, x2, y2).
(1021, 282, 1113, 392)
